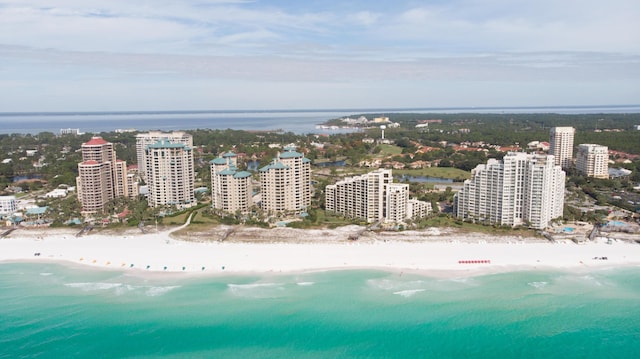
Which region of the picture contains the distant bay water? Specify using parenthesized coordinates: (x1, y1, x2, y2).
(0, 105, 639, 135)
(1, 263, 639, 358)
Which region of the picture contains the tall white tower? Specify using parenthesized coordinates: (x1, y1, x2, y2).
(380, 125, 386, 140)
(549, 127, 575, 170)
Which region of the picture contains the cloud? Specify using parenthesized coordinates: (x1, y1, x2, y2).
(0, 1, 638, 111)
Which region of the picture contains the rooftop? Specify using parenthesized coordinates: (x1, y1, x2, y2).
(84, 137, 108, 146)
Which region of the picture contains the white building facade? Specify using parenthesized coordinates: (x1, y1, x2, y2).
(145, 140, 195, 209)
(325, 169, 431, 224)
(136, 131, 193, 179)
(0, 196, 17, 216)
(549, 127, 575, 169)
(454, 152, 565, 229)
(576, 144, 609, 179)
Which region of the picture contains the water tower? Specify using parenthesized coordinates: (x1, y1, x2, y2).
(380, 125, 386, 140)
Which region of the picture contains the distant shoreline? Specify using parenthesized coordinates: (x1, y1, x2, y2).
(2, 105, 640, 135)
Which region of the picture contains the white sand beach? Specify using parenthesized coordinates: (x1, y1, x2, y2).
(1, 225, 639, 277)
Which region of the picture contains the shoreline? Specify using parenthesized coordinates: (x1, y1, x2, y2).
(1, 226, 639, 279)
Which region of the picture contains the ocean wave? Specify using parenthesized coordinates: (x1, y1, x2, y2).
(393, 289, 425, 297)
(296, 282, 315, 286)
(145, 286, 181, 297)
(227, 282, 285, 298)
(39, 272, 53, 276)
(367, 278, 425, 291)
(65, 282, 123, 291)
(64, 282, 179, 297)
(527, 281, 548, 289)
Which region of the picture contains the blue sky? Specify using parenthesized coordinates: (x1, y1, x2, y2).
(0, 0, 638, 111)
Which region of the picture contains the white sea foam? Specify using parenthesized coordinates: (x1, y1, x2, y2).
(65, 282, 123, 291)
(145, 286, 180, 297)
(393, 289, 425, 297)
(528, 281, 548, 289)
(296, 282, 315, 286)
(447, 277, 474, 284)
(39, 272, 53, 276)
(228, 283, 280, 290)
(227, 282, 285, 298)
(367, 278, 424, 291)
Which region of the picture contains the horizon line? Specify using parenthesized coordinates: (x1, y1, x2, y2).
(1, 104, 640, 117)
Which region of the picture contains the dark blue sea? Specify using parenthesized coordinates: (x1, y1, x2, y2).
(1, 263, 640, 358)
(1, 105, 639, 135)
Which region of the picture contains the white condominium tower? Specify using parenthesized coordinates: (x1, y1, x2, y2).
(259, 148, 311, 214)
(145, 140, 195, 208)
(576, 144, 609, 179)
(325, 169, 391, 223)
(210, 152, 253, 214)
(549, 127, 575, 169)
(454, 152, 565, 230)
(136, 131, 193, 179)
(325, 169, 431, 223)
(76, 137, 128, 214)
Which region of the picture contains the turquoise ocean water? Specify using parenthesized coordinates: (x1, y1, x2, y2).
(1, 263, 639, 358)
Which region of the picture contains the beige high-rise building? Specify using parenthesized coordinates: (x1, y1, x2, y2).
(259, 148, 311, 214)
(145, 140, 195, 208)
(576, 144, 609, 179)
(549, 127, 575, 169)
(136, 131, 193, 179)
(325, 169, 431, 223)
(210, 152, 253, 214)
(76, 137, 128, 214)
(454, 152, 565, 229)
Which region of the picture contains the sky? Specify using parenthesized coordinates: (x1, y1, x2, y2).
(0, 0, 639, 111)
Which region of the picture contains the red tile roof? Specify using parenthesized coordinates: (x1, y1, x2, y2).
(84, 137, 108, 146)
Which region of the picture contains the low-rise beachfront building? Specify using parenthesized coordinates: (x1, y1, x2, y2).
(145, 140, 195, 209)
(259, 148, 311, 215)
(576, 144, 609, 179)
(210, 152, 253, 214)
(136, 131, 193, 180)
(454, 152, 565, 229)
(407, 199, 431, 220)
(0, 196, 17, 216)
(325, 169, 431, 224)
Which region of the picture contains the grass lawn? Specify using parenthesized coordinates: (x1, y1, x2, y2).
(377, 144, 403, 156)
(394, 167, 471, 181)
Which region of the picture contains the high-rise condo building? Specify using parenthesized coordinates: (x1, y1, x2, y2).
(259, 148, 311, 214)
(549, 127, 575, 169)
(76, 137, 128, 214)
(211, 152, 253, 214)
(325, 169, 431, 223)
(576, 144, 609, 179)
(136, 131, 193, 179)
(145, 140, 195, 208)
(454, 152, 565, 229)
